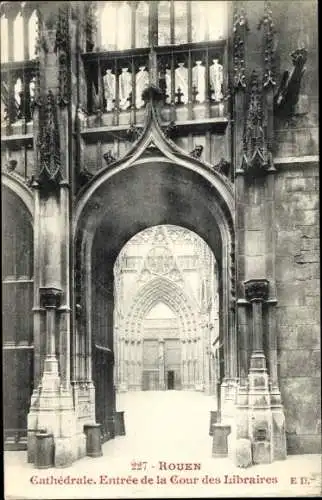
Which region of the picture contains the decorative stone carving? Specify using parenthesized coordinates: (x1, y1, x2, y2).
(257, 0, 276, 89)
(136, 66, 149, 109)
(189, 145, 203, 159)
(39, 286, 63, 308)
(55, 5, 70, 106)
(146, 246, 174, 275)
(84, 1, 96, 51)
(5, 159, 18, 172)
(78, 168, 94, 188)
(29, 76, 36, 117)
(233, 6, 249, 89)
(165, 68, 172, 104)
(126, 123, 142, 142)
(14, 78, 23, 119)
(209, 59, 224, 102)
(119, 67, 132, 110)
(163, 120, 177, 139)
(36, 90, 61, 186)
(192, 60, 206, 103)
(103, 69, 116, 112)
(103, 150, 116, 166)
(244, 279, 269, 302)
(175, 62, 188, 104)
(242, 71, 271, 176)
(274, 48, 308, 118)
(213, 158, 230, 177)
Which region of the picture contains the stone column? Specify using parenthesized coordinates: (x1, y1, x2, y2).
(159, 340, 165, 390)
(244, 279, 273, 464)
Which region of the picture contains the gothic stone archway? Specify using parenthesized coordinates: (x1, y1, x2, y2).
(73, 100, 235, 444)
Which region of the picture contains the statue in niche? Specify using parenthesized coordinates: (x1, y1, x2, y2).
(165, 68, 172, 104)
(119, 67, 132, 111)
(29, 76, 36, 118)
(192, 60, 206, 103)
(103, 68, 116, 112)
(14, 78, 23, 119)
(136, 66, 149, 109)
(175, 62, 188, 104)
(209, 59, 223, 102)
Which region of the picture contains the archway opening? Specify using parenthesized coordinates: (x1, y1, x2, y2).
(113, 225, 220, 396)
(74, 159, 234, 450)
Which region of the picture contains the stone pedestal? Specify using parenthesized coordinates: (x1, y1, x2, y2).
(84, 423, 103, 458)
(115, 411, 126, 436)
(209, 410, 218, 436)
(228, 435, 252, 468)
(252, 440, 271, 464)
(212, 424, 231, 457)
(35, 432, 54, 469)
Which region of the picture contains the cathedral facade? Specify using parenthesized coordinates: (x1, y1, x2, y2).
(113, 225, 219, 393)
(1, 1, 320, 468)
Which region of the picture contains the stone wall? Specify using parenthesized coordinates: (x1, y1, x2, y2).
(275, 160, 320, 453)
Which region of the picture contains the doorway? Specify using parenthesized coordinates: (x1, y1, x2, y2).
(167, 370, 175, 390)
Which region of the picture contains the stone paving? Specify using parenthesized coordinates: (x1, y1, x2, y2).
(4, 390, 322, 499)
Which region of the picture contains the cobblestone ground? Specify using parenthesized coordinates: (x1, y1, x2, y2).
(4, 390, 322, 499)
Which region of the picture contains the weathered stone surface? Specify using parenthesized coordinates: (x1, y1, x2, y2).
(212, 424, 231, 458)
(228, 436, 252, 468)
(54, 437, 75, 468)
(252, 440, 271, 464)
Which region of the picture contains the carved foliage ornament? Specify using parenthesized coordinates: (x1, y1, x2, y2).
(233, 6, 249, 89)
(37, 90, 61, 186)
(242, 71, 272, 176)
(257, 0, 276, 88)
(244, 279, 269, 302)
(55, 5, 70, 106)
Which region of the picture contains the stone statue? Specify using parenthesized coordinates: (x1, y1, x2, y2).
(135, 66, 149, 109)
(192, 60, 206, 103)
(14, 78, 22, 118)
(165, 68, 172, 104)
(103, 69, 116, 112)
(209, 59, 223, 102)
(29, 76, 36, 118)
(175, 62, 188, 104)
(119, 67, 132, 111)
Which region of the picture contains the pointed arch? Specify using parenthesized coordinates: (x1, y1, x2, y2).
(123, 276, 199, 340)
(2, 172, 34, 221)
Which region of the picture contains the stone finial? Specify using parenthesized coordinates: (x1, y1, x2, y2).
(233, 6, 249, 89)
(244, 279, 269, 302)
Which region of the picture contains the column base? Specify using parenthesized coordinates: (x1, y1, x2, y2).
(212, 424, 231, 458)
(27, 376, 81, 468)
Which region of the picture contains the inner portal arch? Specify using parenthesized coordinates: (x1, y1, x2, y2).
(114, 224, 220, 394)
(73, 157, 235, 441)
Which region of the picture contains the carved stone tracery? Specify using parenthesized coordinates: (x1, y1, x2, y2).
(258, 0, 276, 89)
(242, 71, 271, 176)
(233, 6, 249, 90)
(36, 90, 61, 186)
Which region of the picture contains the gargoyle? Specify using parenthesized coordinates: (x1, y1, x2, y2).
(78, 168, 94, 188)
(103, 150, 116, 165)
(213, 158, 230, 178)
(189, 145, 204, 159)
(274, 48, 308, 118)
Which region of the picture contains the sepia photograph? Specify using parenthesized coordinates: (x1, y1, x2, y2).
(1, 0, 321, 498)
